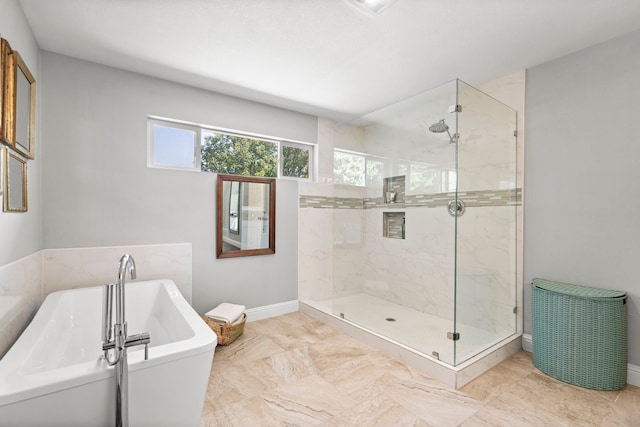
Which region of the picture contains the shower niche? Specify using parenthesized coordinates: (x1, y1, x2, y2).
(383, 175, 405, 204)
(383, 212, 405, 239)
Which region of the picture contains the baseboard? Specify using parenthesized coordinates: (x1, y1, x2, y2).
(522, 333, 533, 352)
(521, 333, 639, 387)
(628, 363, 640, 387)
(245, 300, 299, 322)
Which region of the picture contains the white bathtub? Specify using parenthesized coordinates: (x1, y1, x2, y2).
(0, 279, 217, 427)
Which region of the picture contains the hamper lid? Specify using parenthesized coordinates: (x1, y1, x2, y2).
(531, 278, 626, 299)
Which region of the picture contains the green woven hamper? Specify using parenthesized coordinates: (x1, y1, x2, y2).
(531, 278, 627, 390)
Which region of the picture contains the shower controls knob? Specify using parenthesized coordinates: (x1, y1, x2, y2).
(447, 199, 465, 217)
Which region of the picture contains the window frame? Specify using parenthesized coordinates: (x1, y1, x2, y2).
(280, 140, 314, 181)
(148, 116, 315, 180)
(147, 118, 201, 171)
(398, 159, 457, 193)
(201, 129, 280, 177)
(333, 148, 387, 187)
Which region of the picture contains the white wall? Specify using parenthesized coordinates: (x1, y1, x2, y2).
(0, 0, 41, 265)
(524, 29, 640, 366)
(40, 51, 315, 313)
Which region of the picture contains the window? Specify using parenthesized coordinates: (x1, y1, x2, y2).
(201, 131, 278, 177)
(398, 161, 457, 193)
(148, 120, 199, 170)
(333, 150, 365, 186)
(333, 148, 456, 193)
(148, 117, 314, 180)
(333, 149, 385, 187)
(281, 142, 311, 179)
(365, 157, 384, 188)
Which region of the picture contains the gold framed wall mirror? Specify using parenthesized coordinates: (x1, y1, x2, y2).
(3, 148, 27, 212)
(216, 174, 276, 258)
(0, 37, 36, 158)
(5, 47, 36, 159)
(0, 38, 8, 144)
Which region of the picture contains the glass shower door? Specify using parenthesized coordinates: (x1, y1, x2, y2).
(454, 80, 518, 365)
(331, 80, 460, 366)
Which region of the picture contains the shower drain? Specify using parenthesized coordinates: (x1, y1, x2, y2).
(385, 317, 396, 322)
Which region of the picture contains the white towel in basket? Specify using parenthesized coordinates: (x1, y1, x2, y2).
(205, 303, 246, 324)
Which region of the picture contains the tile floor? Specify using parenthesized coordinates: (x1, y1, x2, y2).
(200, 312, 639, 426)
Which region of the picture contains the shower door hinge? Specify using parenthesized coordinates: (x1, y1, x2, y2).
(449, 104, 462, 113)
(513, 306, 518, 314)
(513, 130, 518, 137)
(447, 332, 460, 341)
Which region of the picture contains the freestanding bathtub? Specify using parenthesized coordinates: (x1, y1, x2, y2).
(0, 279, 217, 427)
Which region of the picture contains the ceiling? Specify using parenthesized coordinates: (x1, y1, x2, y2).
(19, 0, 640, 121)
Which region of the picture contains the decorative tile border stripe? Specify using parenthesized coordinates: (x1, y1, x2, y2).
(299, 195, 363, 209)
(300, 188, 521, 209)
(461, 188, 523, 207)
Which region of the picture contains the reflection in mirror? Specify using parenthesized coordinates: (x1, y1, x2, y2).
(217, 174, 275, 258)
(228, 181, 240, 234)
(3, 149, 27, 212)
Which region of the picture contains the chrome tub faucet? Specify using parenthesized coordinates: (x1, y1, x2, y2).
(102, 254, 151, 427)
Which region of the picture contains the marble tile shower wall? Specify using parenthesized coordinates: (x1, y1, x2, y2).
(455, 206, 517, 333)
(0, 243, 192, 359)
(299, 191, 519, 332)
(298, 205, 334, 304)
(361, 205, 454, 319)
(298, 183, 367, 306)
(456, 84, 518, 193)
(299, 91, 520, 332)
(298, 119, 366, 308)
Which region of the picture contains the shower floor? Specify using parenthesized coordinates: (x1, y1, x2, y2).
(327, 293, 512, 365)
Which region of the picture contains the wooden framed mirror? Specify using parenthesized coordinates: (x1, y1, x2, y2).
(3, 148, 27, 212)
(216, 174, 276, 258)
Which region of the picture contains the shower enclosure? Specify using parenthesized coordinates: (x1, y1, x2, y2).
(299, 79, 519, 378)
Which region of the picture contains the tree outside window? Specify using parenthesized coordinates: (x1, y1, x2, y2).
(149, 118, 314, 179)
(201, 132, 278, 177)
(282, 145, 310, 179)
(333, 149, 386, 187)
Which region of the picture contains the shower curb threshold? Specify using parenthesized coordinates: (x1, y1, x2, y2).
(299, 302, 522, 389)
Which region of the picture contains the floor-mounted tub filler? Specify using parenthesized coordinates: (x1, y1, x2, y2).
(0, 276, 217, 427)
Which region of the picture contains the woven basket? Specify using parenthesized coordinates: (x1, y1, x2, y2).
(531, 278, 627, 390)
(201, 313, 246, 346)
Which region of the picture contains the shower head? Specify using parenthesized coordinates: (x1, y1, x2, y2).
(428, 119, 457, 144)
(428, 119, 449, 133)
